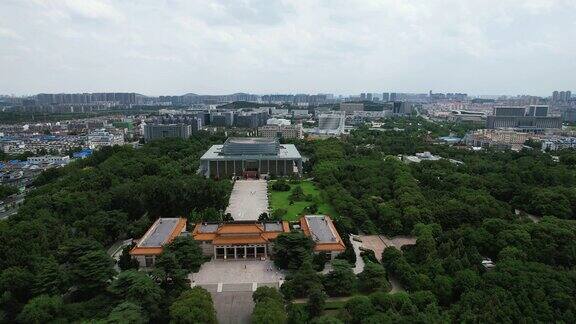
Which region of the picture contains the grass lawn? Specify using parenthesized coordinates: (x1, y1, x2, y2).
(268, 180, 339, 221)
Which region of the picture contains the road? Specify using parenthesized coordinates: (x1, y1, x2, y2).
(0, 193, 26, 220)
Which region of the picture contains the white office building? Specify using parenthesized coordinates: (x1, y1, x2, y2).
(27, 155, 70, 165)
(258, 124, 303, 139)
(87, 129, 125, 149)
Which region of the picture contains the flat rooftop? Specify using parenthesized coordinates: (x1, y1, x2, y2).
(200, 143, 301, 160)
(226, 137, 277, 145)
(222, 137, 279, 156)
(139, 218, 180, 247)
(305, 215, 339, 243)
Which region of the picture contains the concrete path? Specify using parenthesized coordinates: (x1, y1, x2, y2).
(190, 259, 284, 285)
(211, 291, 254, 324)
(225, 180, 268, 220)
(349, 235, 365, 274)
(190, 259, 285, 324)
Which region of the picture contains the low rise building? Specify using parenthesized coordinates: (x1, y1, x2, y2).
(72, 148, 93, 159)
(464, 129, 534, 151)
(292, 109, 310, 118)
(258, 124, 303, 139)
(192, 221, 290, 259)
(87, 129, 124, 149)
(402, 152, 463, 165)
(27, 155, 70, 165)
(270, 107, 290, 116)
(267, 118, 291, 126)
(340, 103, 364, 114)
(199, 137, 303, 179)
(541, 136, 576, 151)
(314, 112, 345, 136)
(130, 218, 188, 269)
(300, 215, 345, 259)
(486, 105, 562, 131)
(449, 110, 486, 122)
(191, 215, 345, 260)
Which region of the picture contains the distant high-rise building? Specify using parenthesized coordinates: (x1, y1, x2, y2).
(360, 93, 366, 100)
(392, 101, 413, 115)
(210, 111, 234, 127)
(235, 111, 267, 128)
(527, 105, 549, 117)
(552, 90, 572, 102)
(144, 124, 191, 142)
(317, 113, 345, 135)
(258, 124, 303, 139)
(494, 106, 526, 117)
(487, 105, 561, 131)
(367, 93, 373, 101)
(340, 103, 364, 114)
(382, 93, 390, 102)
(35, 92, 137, 105)
(389, 93, 397, 101)
(562, 108, 576, 123)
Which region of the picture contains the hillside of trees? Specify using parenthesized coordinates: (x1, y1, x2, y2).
(0, 133, 230, 322)
(270, 118, 576, 323)
(2, 117, 576, 323)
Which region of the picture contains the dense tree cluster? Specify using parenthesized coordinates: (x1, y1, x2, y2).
(251, 287, 287, 324)
(0, 134, 227, 322)
(284, 118, 576, 322)
(0, 184, 18, 200)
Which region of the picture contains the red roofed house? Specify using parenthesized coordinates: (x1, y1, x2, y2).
(191, 215, 345, 260)
(130, 217, 187, 269)
(192, 221, 290, 259)
(299, 215, 346, 259)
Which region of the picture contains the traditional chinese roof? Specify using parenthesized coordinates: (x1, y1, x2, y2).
(130, 218, 187, 256)
(192, 221, 290, 245)
(300, 215, 346, 252)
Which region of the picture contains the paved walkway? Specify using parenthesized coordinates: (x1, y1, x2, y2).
(191, 259, 284, 284)
(190, 260, 285, 324)
(350, 235, 365, 274)
(225, 180, 268, 220)
(211, 291, 253, 324)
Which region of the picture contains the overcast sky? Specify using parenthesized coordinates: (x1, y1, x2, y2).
(1, 0, 575, 96)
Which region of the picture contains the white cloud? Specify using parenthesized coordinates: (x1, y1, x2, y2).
(33, 0, 125, 22)
(0, 27, 21, 39)
(0, 0, 574, 95)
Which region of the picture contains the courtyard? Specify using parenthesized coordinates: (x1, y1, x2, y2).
(190, 259, 284, 288)
(225, 179, 268, 221)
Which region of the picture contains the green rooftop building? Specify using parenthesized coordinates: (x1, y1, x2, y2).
(199, 137, 302, 179)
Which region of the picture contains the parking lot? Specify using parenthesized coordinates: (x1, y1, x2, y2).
(225, 180, 268, 220)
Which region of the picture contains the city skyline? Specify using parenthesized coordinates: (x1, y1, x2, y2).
(1, 1, 575, 96)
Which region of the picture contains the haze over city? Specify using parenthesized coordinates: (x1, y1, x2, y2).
(1, 0, 575, 96)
